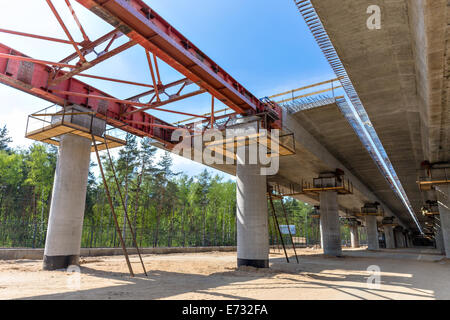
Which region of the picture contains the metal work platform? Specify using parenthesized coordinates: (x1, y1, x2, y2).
(417, 163, 450, 191)
(25, 105, 126, 152)
(300, 177, 354, 195)
(421, 201, 440, 217)
(355, 212, 383, 217)
(381, 216, 398, 227)
(355, 203, 384, 217)
(203, 119, 295, 162)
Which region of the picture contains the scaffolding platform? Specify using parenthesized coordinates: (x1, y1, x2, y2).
(416, 165, 450, 191)
(422, 211, 440, 217)
(25, 105, 126, 152)
(421, 202, 440, 216)
(203, 130, 295, 161)
(300, 178, 353, 195)
(355, 212, 383, 217)
(417, 179, 450, 191)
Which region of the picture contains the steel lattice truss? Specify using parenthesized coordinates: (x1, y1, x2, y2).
(0, 0, 282, 148)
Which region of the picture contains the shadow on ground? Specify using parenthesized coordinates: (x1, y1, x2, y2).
(19, 248, 450, 300)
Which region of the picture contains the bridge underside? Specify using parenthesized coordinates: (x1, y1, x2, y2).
(308, 0, 450, 231)
(2, 0, 449, 270)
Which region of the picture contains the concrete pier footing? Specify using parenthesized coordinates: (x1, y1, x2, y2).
(319, 191, 342, 256)
(43, 134, 92, 270)
(236, 162, 269, 268)
(365, 216, 379, 250)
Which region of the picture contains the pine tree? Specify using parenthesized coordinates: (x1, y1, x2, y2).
(116, 133, 139, 245)
(0, 125, 12, 152)
(133, 137, 157, 231)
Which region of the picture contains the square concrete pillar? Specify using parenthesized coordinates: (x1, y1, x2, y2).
(43, 134, 92, 270)
(350, 225, 360, 248)
(384, 225, 396, 249)
(365, 216, 379, 250)
(436, 186, 450, 258)
(319, 191, 342, 256)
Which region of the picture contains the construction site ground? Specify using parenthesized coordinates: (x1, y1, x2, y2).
(0, 247, 449, 300)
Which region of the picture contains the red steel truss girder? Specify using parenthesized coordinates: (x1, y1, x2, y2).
(0, 42, 178, 146)
(50, 89, 208, 118)
(74, 0, 282, 127)
(59, 28, 123, 64)
(126, 77, 190, 101)
(50, 40, 136, 85)
(0, 28, 83, 46)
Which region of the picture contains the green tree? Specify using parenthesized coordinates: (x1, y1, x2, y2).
(116, 133, 139, 244)
(152, 151, 178, 247)
(0, 125, 12, 152)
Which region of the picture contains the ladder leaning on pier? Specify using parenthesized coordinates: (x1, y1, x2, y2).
(91, 134, 148, 277)
(267, 186, 299, 264)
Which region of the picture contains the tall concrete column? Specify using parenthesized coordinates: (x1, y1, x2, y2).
(435, 223, 445, 254)
(43, 134, 92, 270)
(394, 229, 405, 248)
(319, 191, 342, 256)
(384, 225, 395, 249)
(365, 216, 379, 250)
(436, 186, 450, 258)
(350, 225, 360, 248)
(319, 221, 324, 249)
(405, 233, 413, 248)
(405, 234, 410, 248)
(236, 162, 269, 268)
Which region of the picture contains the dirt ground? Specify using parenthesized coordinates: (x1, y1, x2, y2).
(0, 247, 449, 300)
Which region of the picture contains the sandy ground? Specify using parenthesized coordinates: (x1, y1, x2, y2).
(0, 247, 449, 300)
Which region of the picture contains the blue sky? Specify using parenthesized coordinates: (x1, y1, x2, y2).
(0, 0, 334, 179)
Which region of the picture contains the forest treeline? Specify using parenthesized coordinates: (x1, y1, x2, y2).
(0, 124, 354, 249)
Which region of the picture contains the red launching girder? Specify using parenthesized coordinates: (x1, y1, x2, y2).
(0, 42, 177, 146)
(74, 0, 281, 126)
(0, 1, 282, 148)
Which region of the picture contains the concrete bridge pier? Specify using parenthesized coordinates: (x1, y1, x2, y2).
(319, 191, 342, 256)
(405, 232, 413, 248)
(43, 134, 92, 270)
(236, 162, 269, 268)
(384, 225, 396, 249)
(365, 216, 379, 250)
(394, 228, 405, 248)
(350, 225, 360, 248)
(435, 223, 445, 254)
(436, 186, 450, 258)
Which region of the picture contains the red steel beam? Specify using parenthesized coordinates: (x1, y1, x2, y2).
(0, 42, 178, 146)
(74, 0, 282, 127)
(64, 0, 91, 43)
(124, 120, 192, 132)
(76, 73, 154, 88)
(46, 0, 86, 63)
(51, 89, 208, 118)
(59, 29, 123, 64)
(50, 40, 136, 85)
(0, 28, 83, 46)
(0, 53, 77, 69)
(124, 88, 207, 115)
(126, 77, 190, 101)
